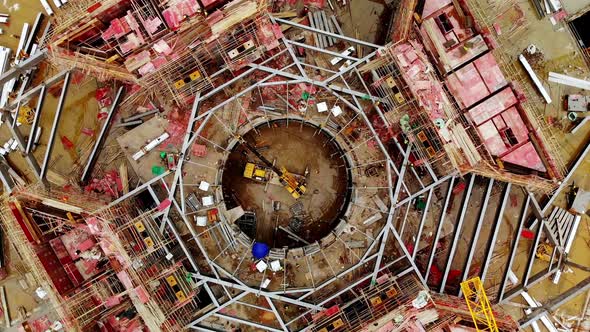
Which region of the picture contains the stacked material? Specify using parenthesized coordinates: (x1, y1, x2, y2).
(307, 11, 338, 49)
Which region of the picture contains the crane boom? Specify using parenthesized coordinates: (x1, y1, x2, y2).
(239, 137, 283, 176)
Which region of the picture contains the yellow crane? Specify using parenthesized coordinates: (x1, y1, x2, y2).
(460, 277, 499, 332)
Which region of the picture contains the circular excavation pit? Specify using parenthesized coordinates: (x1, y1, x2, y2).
(221, 119, 352, 249)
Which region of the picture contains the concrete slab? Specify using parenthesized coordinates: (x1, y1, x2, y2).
(446, 63, 490, 109)
(116, 116, 170, 182)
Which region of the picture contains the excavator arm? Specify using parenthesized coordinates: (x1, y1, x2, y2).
(237, 135, 306, 199)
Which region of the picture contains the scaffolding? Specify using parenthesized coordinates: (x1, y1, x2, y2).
(95, 205, 203, 331)
(1, 1, 577, 330)
(0, 198, 75, 329)
(0, 185, 203, 331)
(363, 2, 565, 193)
(44, 0, 267, 108)
(467, 0, 566, 180)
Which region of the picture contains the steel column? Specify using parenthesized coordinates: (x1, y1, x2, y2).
(480, 183, 511, 283)
(0, 50, 46, 86)
(40, 71, 71, 180)
(412, 188, 432, 262)
(459, 178, 494, 296)
(80, 86, 125, 184)
(396, 173, 456, 208)
(25, 85, 46, 153)
(11, 70, 68, 111)
(189, 292, 248, 326)
(519, 276, 590, 328)
(497, 194, 530, 302)
(190, 273, 323, 311)
(2, 111, 42, 181)
(214, 313, 283, 332)
(425, 176, 456, 281)
(440, 174, 474, 293)
(286, 39, 360, 61)
(528, 192, 560, 248)
(100, 170, 171, 209)
(266, 297, 288, 331)
(502, 267, 560, 302)
(372, 146, 410, 282)
(523, 222, 544, 286)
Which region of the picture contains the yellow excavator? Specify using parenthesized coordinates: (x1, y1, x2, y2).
(237, 135, 306, 199)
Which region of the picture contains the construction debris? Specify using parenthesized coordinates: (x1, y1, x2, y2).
(0, 0, 587, 331)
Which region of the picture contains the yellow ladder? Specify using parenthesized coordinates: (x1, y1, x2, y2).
(460, 277, 499, 332)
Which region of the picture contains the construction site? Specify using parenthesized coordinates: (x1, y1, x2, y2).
(0, 0, 589, 330)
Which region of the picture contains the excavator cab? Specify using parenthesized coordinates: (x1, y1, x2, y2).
(280, 167, 306, 199)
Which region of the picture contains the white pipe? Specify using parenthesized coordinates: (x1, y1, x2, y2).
(39, 0, 53, 16)
(132, 132, 170, 161)
(549, 72, 590, 91)
(519, 54, 552, 104)
(15, 23, 29, 64)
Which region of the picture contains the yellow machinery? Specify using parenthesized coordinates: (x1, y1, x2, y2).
(243, 162, 268, 182)
(238, 136, 307, 199)
(536, 243, 553, 262)
(17, 105, 35, 125)
(460, 277, 499, 332)
(280, 167, 306, 199)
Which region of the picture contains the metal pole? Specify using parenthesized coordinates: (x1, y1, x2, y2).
(266, 297, 288, 332)
(530, 138, 590, 228)
(80, 86, 125, 184)
(10, 70, 68, 111)
(523, 223, 544, 286)
(459, 178, 494, 297)
(0, 50, 46, 86)
(214, 313, 283, 332)
(273, 17, 382, 49)
(480, 183, 511, 283)
(372, 146, 410, 282)
(497, 194, 530, 302)
(439, 174, 474, 293)
(425, 176, 456, 281)
(286, 39, 359, 61)
(502, 267, 560, 303)
(2, 112, 42, 181)
(412, 188, 432, 261)
(519, 276, 590, 328)
(189, 292, 248, 326)
(26, 85, 46, 153)
(40, 71, 71, 180)
(396, 173, 456, 208)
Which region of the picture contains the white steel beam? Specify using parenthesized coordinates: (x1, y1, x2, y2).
(459, 178, 494, 297)
(439, 174, 474, 293)
(425, 176, 456, 281)
(480, 183, 511, 283)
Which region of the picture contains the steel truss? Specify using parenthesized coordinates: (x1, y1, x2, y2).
(3, 9, 587, 332)
(94, 14, 442, 331)
(1, 69, 72, 186)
